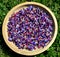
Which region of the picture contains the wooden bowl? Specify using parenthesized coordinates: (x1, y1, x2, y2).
(2, 2, 58, 56)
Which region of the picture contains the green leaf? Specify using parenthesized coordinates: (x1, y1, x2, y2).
(58, 52, 60, 57)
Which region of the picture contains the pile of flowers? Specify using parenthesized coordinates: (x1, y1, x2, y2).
(7, 6, 53, 51)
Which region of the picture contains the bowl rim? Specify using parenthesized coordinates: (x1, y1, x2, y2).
(2, 2, 58, 56)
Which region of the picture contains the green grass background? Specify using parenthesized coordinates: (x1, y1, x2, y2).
(0, 0, 60, 57)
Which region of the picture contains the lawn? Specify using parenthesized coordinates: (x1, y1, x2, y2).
(0, 0, 60, 57)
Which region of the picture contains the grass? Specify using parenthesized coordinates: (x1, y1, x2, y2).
(0, 0, 60, 57)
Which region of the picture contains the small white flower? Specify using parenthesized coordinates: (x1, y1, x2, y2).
(43, 22, 45, 25)
(16, 24, 19, 28)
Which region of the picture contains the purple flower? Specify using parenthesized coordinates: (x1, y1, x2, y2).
(8, 37, 13, 41)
